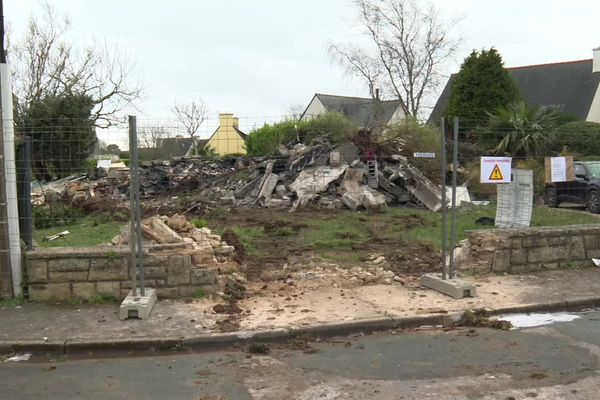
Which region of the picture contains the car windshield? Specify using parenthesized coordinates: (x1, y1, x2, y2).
(583, 162, 600, 178)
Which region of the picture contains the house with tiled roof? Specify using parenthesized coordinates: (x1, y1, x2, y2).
(300, 93, 406, 129)
(428, 47, 600, 124)
(204, 113, 247, 156)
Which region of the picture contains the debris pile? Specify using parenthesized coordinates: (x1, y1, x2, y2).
(112, 214, 240, 269)
(263, 255, 406, 286)
(34, 137, 446, 212)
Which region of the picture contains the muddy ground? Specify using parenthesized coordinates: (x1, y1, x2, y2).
(198, 206, 440, 281)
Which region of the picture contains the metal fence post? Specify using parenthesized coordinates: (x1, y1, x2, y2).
(128, 115, 145, 297)
(129, 116, 138, 297)
(448, 117, 459, 279)
(0, 100, 11, 297)
(18, 136, 32, 250)
(439, 118, 447, 280)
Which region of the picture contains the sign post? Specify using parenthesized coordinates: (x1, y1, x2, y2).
(480, 157, 512, 184)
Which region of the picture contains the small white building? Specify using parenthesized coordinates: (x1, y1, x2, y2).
(300, 93, 406, 129)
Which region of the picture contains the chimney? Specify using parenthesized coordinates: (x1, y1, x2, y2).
(219, 113, 233, 127)
(594, 46, 600, 73)
(233, 117, 239, 128)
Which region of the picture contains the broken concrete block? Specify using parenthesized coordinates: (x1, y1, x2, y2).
(275, 184, 287, 198)
(143, 217, 183, 244)
(214, 245, 235, 256)
(257, 173, 279, 200)
(219, 194, 236, 205)
(329, 151, 342, 167)
(362, 187, 386, 210)
(264, 198, 292, 208)
(166, 214, 193, 232)
(342, 192, 361, 210)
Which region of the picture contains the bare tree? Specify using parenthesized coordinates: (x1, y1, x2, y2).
(328, 43, 383, 100)
(171, 98, 208, 155)
(138, 125, 168, 159)
(329, 0, 461, 118)
(10, 2, 142, 127)
(286, 104, 307, 121)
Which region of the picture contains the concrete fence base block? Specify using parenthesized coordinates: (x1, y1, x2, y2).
(420, 273, 477, 299)
(119, 288, 157, 320)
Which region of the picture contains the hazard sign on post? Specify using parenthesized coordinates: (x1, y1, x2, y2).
(480, 157, 512, 183)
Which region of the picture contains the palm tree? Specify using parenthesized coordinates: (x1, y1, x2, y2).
(481, 100, 562, 158)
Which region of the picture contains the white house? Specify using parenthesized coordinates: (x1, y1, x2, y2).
(300, 93, 406, 128)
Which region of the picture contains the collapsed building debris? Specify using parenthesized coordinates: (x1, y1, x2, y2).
(34, 137, 447, 212)
(111, 214, 239, 271)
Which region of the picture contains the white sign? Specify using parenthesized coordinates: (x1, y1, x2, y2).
(550, 157, 567, 182)
(413, 152, 436, 158)
(97, 159, 112, 170)
(480, 157, 512, 183)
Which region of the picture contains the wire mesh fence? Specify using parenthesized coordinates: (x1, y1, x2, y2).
(3, 105, 600, 298)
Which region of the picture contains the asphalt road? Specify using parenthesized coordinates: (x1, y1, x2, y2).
(2, 311, 600, 399)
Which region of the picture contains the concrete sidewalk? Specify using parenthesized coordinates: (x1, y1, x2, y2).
(1, 269, 600, 353)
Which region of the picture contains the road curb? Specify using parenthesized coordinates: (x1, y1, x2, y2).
(2, 297, 600, 356)
(487, 297, 600, 316)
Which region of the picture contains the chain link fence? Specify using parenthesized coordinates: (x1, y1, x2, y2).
(3, 106, 600, 297)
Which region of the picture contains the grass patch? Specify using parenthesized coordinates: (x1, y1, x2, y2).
(300, 214, 369, 251)
(89, 292, 117, 304)
(383, 204, 598, 250)
(0, 297, 24, 308)
(193, 288, 207, 299)
(531, 206, 598, 226)
(34, 216, 121, 248)
(232, 227, 267, 257)
(190, 218, 208, 229)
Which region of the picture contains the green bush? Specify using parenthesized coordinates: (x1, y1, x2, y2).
(245, 112, 355, 156)
(379, 119, 442, 184)
(552, 121, 600, 157)
(245, 119, 298, 156)
(33, 204, 85, 229)
(300, 112, 355, 145)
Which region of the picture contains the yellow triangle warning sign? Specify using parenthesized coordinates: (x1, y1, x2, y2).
(489, 164, 504, 181)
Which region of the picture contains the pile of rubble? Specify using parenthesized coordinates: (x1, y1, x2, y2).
(34, 138, 445, 212)
(261, 254, 406, 287)
(112, 214, 238, 269)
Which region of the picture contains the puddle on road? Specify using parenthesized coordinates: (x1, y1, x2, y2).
(496, 312, 581, 329)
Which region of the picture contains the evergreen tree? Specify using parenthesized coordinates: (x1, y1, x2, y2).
(446, 48, 521, 126)
(18, 94, 97, 179)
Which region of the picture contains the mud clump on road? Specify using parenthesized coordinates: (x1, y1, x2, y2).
(216, 317, 240, 333)
(286, 335, 320, 354)
(247, 343, 270, 355)
(224, 278, 246, 301)
(457, 309, 512, 330)
(213, 303, 242, 314)
(214, 277, 247, 332)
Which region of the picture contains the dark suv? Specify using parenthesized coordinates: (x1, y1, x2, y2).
(545, 161, 600, 213)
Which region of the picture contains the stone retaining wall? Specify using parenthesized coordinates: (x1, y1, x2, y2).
(464, 224, 600, 273)
(26, 244, 238, 302)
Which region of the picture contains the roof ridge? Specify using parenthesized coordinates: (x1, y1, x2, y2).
(316, 93, 373, 101)
(507, 58, 592, 70)
(316, 93, 402, 104)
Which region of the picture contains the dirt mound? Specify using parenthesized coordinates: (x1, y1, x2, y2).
(213, 302, 242, 314)
(221, 229, 246, 264)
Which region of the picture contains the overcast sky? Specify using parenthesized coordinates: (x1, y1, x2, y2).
(6, 0, 600, 144)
